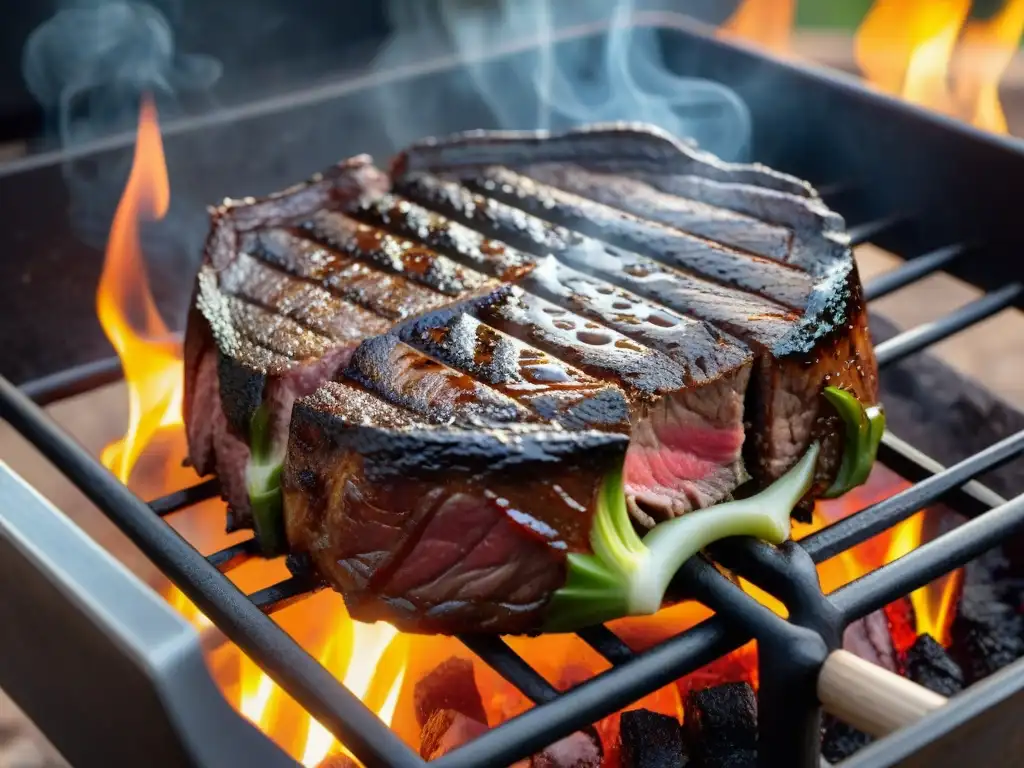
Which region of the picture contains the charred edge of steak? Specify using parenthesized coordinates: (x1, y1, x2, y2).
(184, 157, 392, 528)
(284, 381, 629, 634)
(392, 122, 814, 197)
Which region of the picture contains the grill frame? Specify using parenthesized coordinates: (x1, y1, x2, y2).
(2, 13, 1024, 768)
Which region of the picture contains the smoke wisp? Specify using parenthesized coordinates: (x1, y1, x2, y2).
(374, 0, 751, 160)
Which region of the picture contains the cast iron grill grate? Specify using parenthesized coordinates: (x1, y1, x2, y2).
(3, 208, 1023, 767)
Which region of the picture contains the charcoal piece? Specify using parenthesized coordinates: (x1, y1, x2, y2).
(619, 709, 688, 767)
(684, 682, 757, 768)
(413, 656, 487, 727)
(820, 714, 872, 763)
(949, 583, 1024, 684)
(531, 730, 603, 768)
(419, 709, 488, 759)
(315, 756, 359, 768)
(902, 633, 965, 697)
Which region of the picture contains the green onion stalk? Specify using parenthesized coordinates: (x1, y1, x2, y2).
(246, 404, 288, 556)
(542, 387, 885, 633)
(822, 387, 886, 498)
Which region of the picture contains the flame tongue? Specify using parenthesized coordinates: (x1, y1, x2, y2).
(854, 0, 1024, 134)
(97, 95, 182, 483)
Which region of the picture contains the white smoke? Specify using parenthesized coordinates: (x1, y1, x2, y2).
(23, 0, 221, 148)
(373, 0, 751, 160)
(21, 0, 222, 251)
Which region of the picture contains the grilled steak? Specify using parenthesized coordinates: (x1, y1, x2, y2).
(185, 123, 880, 634)
(389, 126, 877, 499)
(283, 380, 628, 634)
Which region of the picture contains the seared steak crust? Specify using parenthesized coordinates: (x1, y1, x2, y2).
(283, 381, 628, 634)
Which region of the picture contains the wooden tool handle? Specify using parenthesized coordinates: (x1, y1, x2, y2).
(818, 649, 948, 737)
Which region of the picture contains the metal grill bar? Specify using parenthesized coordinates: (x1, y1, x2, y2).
(150, 477, 220, 517)
(863, 243, 969, 301)
(249, 576, 323, 614)
(803, 429, 1024, 562)
(0, 376, 422, 768)
(874, 283, 1023, 366)
(577, 626, 635, 665)
(457, 637, 559, 704)
(831, 493, 1024, 622)
(848, 214, 907, 246)
(18, 356, 123, 407)
(207, 539, 261, 572)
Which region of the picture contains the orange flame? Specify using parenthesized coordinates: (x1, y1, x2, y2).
(854, 0, 1024, 134)
(96, 98, 411, 765)
(954, 0, 1024, 133)
(719, 0, 796, 55)
(883, 511, 963, 645)
(96, 95, 183, 483)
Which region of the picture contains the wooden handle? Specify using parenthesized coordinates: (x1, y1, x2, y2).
(818, 649, 948, 738)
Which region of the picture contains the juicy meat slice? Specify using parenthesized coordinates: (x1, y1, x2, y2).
(283, 380, 629, 634)
(391, 162, 877, 496)
(185, 157, 499, 533)
(458, 286, 749, 523)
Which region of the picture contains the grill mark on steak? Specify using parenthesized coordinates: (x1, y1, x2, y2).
(397, 303, 632, 434)
(520, 162, 794, 263)
(244, 228, 458, 320)
(347, 193, 537, 281)
(465, 165, 814, 311)
(218, 251, 392, 343)
(615, 171, 849, 272)
(298, 210, 492, 297)
(283, 380, 628, 633)
(346, 334, 535, 428)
